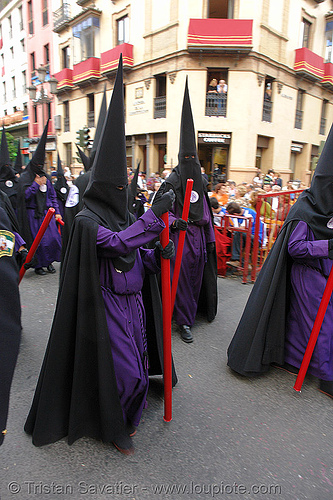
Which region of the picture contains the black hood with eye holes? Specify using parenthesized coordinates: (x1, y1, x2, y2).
(82, 55, 136, 272)
(283, 122, 333, 240)
(164, 77, 204, 221)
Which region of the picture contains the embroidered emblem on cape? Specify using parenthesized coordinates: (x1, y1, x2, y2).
(327, 217, 333, 229)
(65, 186, 79, 207)
(190, 190, 199, 203)
(39, 184, 47, 192)
(0, 230, 15, 258)
(5, 180, 13, 188)
(60, 187, 68, 194)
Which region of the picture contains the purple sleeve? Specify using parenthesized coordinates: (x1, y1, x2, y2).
(25, 181, 39, 201)
(13, 231, 26, 251)
(96, 209, 165, 258)
(288, 221, 329, 260)
(140, 247, 161, 274)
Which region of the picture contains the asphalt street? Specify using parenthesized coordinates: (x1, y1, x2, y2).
(1, 263, 332, 500)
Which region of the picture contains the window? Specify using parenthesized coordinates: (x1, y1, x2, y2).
(23, 103, 28, 116)
(319, 99, 328, 135)
(262, 78, 273, 122)
(295, 90, 304, 129)
(10, 47, 14, 60)
(33, 105, 37, 123)
(325, 21, 333, 62)
(208, 0, 234, 19)
(30, 52, 36, 82)
(42, 0, 48, 26)
(44, 43, 50, 72)
(62, 46, 70, 69)
(72, 16, 100, 63)
(65, 143, 72, 168)
(205, 69, 228, 117)
(154, 74, 166, 119)
(117, 16, 129, 45)
(19, 6, 23, 31)
(64, 101, 70, 132)
(299, 18, 311, 48)
(8, 15, 12, 38)
(28, 1, 34, 35)
(22, 71, 26, 93)
(31, 52, 36, 71)
(87, 93, 94, 127)
(47, 102, 51, 120)
(21, 39, 25, 53)
(3, 82, 6, 103)
(12, 76, 16, 98)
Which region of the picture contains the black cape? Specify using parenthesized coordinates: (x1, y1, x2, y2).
(25, 212, 176, 446)
(227, 220, 298, 376)
(0, 190, 22, 445)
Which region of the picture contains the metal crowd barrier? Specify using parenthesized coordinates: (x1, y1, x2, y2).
(251, 189, 304, 282)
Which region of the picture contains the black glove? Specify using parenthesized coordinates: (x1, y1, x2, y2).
(155, 240, 175, 262)
(17, 248, 38, 269)
(151, 190, 175, 218)
(206, 242, 215, 254)
(171, 219, 188, 231)
(329, 239, 333, 259)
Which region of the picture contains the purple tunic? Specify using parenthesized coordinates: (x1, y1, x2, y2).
(25, 180, 62, 267)
(96, 210, 164, 426)
(285, 221, 333, 381)
(169, 196, 215, 327)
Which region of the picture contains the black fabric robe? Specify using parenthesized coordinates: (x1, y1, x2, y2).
(24, 213, 175, 446)
(227, 221, 297, 376)
(0, 191, 22, 445)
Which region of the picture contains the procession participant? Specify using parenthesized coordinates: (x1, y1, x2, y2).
(227, 124, 333, 399)
(16, 120, 62, 275)
(0, 126, 18, 211)
(0, 189, 27, 446)
(53, 153, 69, 218)
(159, 78, 217, 343)
(128, 161, 146, 219)
(24, 56, 176, 455)
(13, 141, 24, 176)
(62, 87, 107, 256)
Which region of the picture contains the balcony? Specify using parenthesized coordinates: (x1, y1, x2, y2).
(294, 48, 324, 81)
(100, 43, 133, 77)
(54, 68, 74, 92)
(154, 96, 166, 119)
(187, 18, 253, 54)
(205, 93, 227, 117)
(73, 57, 100, 86)
(53, 3, 71, 33)
(262, 97, 272, 122)
(322, 62, 333, 90)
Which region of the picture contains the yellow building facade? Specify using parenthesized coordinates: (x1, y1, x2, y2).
(52, 0, 333, 186)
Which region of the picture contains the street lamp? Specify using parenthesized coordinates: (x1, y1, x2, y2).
(27, 65, 58, 128)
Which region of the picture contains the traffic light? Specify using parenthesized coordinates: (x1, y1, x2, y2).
(76, 129, 84, 147)
(83, 127, 91, 148)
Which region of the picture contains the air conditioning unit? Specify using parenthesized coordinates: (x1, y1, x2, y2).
(54, 115, 61, 130)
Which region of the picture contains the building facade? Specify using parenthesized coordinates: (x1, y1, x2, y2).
(2, 0, 333, 185)
(0, 0, 29, 160)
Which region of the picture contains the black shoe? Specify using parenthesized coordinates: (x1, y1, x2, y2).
(318, 380, 333, 399)
(180, 325, 193, 343)
(112, 434, 134, 455)
(46, 264, 56, 274)
(35, 267, 46, 276)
